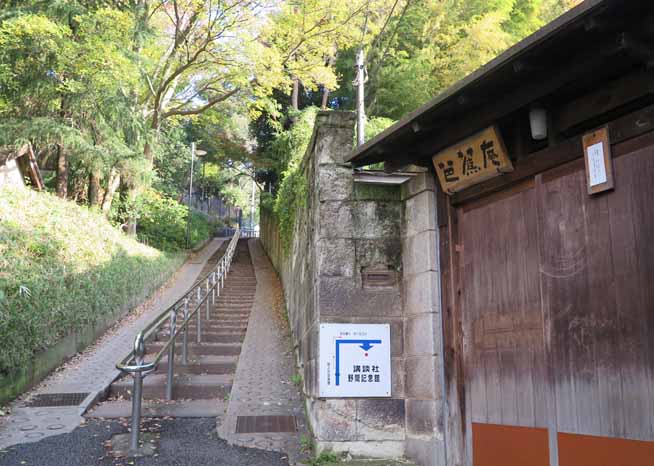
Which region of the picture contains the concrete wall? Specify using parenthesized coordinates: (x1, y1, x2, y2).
(261, 111, 445, 465)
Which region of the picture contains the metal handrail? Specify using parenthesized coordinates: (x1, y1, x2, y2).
(116, 227, 240, 453)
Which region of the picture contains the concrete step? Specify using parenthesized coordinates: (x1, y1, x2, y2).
(210, 307, 252, 312)
(213, 309, 252, 315)
(210, 316, 250, 322)
(183, 324, 248, 334)
(179, 327, 246, 335)
(156, 331, 244, 344)
(156, 354, 238, 374)
(148, 342, 242, 356)
(215, 296, 255, 301)
(87, 399, 228, 419)
(212, 299, 254, 311)
(185, 323, 247, 331)
(165, 316, 250, 327)
(110, 373, 233, 400)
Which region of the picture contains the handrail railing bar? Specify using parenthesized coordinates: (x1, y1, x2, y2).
(134, 235, 236, 327)
(116, 231, 239, 372)
(118, 228, 240, 454)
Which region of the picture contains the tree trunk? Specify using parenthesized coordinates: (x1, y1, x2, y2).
(56, 145, 68, 198)
(291, 77, 300, 110)
(321, 87, 330, 109)
(144, 140, 154, 166)
(101, 168, 120, 216)
(88, 171, 101, 207)
(126, 187, 138, 236)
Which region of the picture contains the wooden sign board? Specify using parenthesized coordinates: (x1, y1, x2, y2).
(432, 126, 513, 194)
(582, 126, 614, 195)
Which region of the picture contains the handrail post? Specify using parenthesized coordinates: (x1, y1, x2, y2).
(211, 272, 216, 306)
(129, 333, 146, 453)
(196, 286, 202, 343)
(182, 298, 189, 365)
(221, 258, 225, 288)
(205, 278, 210, 320)
(166, 309, 176, 401)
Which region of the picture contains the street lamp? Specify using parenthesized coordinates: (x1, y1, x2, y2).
(186, 142, 207, 249)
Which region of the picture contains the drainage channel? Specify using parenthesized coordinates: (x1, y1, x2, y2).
(87, 239, 256, 419)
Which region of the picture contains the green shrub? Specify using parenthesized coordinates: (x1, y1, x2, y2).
(133, 189, 215, 252)
(0, 185, 183, 375)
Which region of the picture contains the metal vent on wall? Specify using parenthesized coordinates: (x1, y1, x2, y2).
(235, 415, 297, 433)
(23, 392, 90, 408)
(361, 265, 397, 289)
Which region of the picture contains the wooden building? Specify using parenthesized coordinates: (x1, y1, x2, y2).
(0, 144, 44, 190)
(347, 1, 654, 465)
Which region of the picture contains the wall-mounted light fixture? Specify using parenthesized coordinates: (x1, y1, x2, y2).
(529, 106, 548, 140)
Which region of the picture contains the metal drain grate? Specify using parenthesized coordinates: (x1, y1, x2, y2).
(235, 415, 297, 433)
(23, 393, 90, 408)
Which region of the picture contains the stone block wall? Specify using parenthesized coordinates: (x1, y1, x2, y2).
(261, 111, 445, 465)
(401, 171, 446, 466)
(311, 113, 405, 457)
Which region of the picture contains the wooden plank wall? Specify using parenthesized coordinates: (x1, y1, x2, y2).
(460, 186, 548, 429)
(453, 135, 654, 464)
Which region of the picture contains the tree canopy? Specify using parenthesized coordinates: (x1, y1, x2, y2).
(0, 0, 581, 242)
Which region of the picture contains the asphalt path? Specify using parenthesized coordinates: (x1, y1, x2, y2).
(0, 418, 290, 466)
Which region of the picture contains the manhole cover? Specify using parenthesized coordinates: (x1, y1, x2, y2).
(236, 415, 297, 433)
(23, 393, 90, 408)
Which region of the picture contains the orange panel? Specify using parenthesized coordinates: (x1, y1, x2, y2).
(558, 432, 654, 466)
(472, 423, 550, 466)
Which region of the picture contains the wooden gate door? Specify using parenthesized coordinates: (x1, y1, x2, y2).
(456, 139, 654, 466)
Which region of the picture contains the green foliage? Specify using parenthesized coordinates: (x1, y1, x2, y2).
(260, 191, 275, 213)
(275, 166, 307, 253)
(365, 116, 396, 142)
(300, 434, 313, 454)
(117, 189, 216, 252)
(308, 451, 341, 465)
(267, 107, 318, 253)
(0, 185, 183, 375)
(363, 0, 582, 120)
(291, 373, 303, 386)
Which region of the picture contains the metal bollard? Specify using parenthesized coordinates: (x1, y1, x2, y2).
(182, 298, 189, 365)
(129, 333, 146, 453)
(196, 286, 202, 343)
(166, 309, 176, 401)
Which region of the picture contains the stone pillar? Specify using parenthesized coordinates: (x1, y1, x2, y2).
(401, 171, 447, 466)
(309, 112, 406, 458)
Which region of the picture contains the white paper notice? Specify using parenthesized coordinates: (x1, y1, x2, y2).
(587, 142, 607, 187)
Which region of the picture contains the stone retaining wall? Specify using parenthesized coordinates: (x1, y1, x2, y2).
(261, 111, 445, 466)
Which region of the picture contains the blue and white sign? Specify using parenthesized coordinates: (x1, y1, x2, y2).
(319, 323, 391, 397)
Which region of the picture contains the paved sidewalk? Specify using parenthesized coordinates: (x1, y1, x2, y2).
(0, 238, 226, 449)
(218, 239, 308, 464)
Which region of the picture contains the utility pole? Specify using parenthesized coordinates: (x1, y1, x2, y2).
(355, 48, 367, 147)
(185, 144, 207, 248)
(185, 142, 196, 249)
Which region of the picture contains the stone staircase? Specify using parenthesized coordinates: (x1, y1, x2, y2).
(88, 239, 256, 419)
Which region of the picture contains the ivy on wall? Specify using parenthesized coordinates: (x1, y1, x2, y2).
(264, 107, 318, 254)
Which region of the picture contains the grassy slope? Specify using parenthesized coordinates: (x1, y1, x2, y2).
(0, 185, 183, 375)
